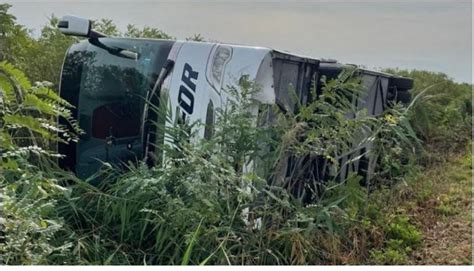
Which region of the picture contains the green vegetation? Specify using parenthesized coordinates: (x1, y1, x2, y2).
(384, 69, 471, 155)
(0, 61, 81, 264)
(406, 147, 471, 264)
(0, 3, 472, 265)
(0, 3, 203, 88)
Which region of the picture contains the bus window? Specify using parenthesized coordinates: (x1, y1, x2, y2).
(273, 60, 300, 112)
(204, 101, 214, 140)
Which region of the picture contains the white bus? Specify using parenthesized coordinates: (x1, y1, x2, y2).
(57, 16, 413, 192)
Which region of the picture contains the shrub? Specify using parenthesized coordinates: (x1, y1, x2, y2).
(383, 69, 471, 157)
(369, 214, 422, 264)
(0, 61, 80, 264)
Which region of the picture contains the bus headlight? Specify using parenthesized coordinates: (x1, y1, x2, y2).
(206, 45, 232, 92)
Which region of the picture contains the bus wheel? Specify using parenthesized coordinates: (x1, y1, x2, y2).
(391, 77, 414, 90)
(396, 91, 412, 104)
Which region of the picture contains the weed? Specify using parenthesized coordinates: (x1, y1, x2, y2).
(368, 215, 421, 264)
(370, 247, 408, 265)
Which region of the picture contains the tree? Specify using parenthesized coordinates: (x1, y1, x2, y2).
(186, 33, 206, 42)
(0, 6, 76, 87)
(93, 19, 174, 39)
(25, 16, 77, 86)
(125, 24, 173, 39)
(92, 18, 120, 36)
(0, 4, 34, 66)
(0, 3, 16, 36)
(1, 5, 172, 87)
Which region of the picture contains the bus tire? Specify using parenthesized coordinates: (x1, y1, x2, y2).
(396, 91, 412, 104)
(391, 77, 414, 90)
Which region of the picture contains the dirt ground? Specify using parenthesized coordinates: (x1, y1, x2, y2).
(408, 151, 472, 264)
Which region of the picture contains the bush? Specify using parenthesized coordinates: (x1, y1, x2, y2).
(384, 69, 471, 157)
(0, 61, 80, 264)
(369, 215, 422, 265)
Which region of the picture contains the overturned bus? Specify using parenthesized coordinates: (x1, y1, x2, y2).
(57, 15, 413, 186)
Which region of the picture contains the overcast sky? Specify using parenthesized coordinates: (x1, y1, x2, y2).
(6, 0, 473, 83)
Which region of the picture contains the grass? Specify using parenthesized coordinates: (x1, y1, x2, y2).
(407, 145, 472, 264)
(367, 143, 472, 264)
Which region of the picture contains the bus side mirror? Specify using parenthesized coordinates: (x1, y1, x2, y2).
(58, 15, 105, 38)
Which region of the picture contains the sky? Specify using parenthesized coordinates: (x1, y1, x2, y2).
(5, 0, 473, 83)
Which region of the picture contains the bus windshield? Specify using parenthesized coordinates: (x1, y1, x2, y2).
(59, 38, 174, 178)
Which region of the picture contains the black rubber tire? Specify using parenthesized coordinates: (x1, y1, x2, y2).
(390, 77, 414, 90)
(396, 91, 412, 104)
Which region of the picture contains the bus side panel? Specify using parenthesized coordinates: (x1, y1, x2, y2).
(360, 74, 390, 116)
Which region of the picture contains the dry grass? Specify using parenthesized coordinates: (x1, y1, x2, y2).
(407, 147, 472, 264)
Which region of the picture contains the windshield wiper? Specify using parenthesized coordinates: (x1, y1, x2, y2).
(142, 59, 175, 167)
(88, 38, 139, 60)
